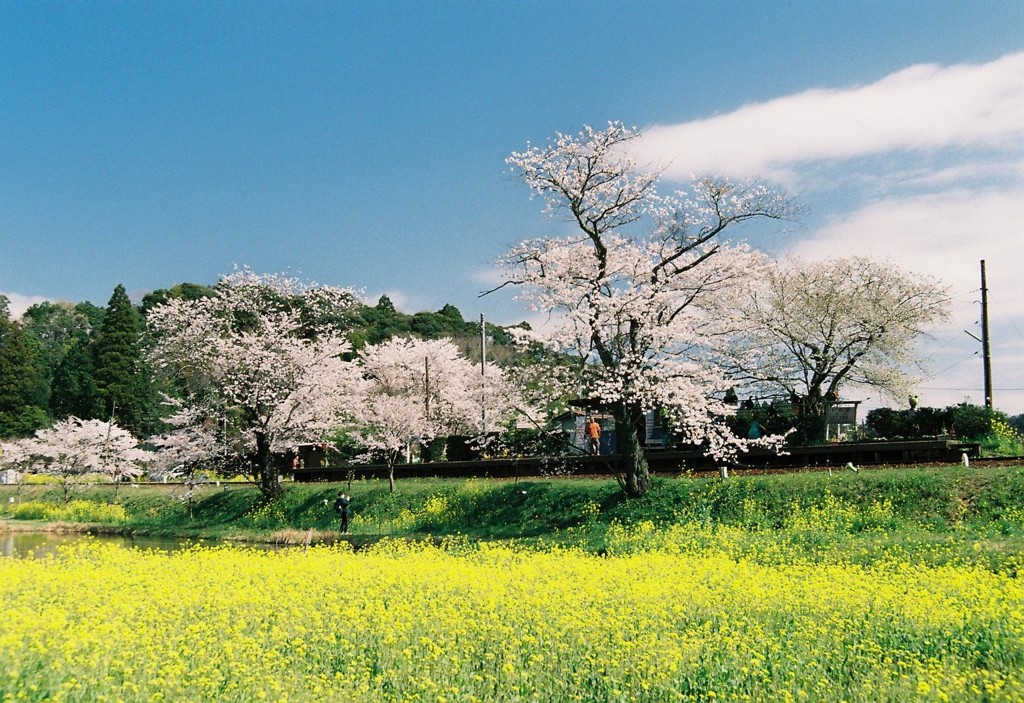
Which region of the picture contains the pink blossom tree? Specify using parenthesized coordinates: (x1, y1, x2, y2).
(147, 270, 360, 500)
(23, 417, 147, 502)
(496, 123, 797, 497)
(147, 405, 225, 517)
(353, 337, 519, 492)
(0, 437, 35, 497)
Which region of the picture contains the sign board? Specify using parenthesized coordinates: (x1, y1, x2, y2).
(825, 402, 859, 425)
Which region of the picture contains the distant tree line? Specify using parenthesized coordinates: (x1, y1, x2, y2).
(0, 283, 526, 441)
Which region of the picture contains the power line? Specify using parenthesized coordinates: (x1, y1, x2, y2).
(991, 298, 1024, 341)
(919, 387, 1024, 391)
(923, 351, 978, 380)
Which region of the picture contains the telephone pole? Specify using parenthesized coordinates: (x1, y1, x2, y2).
(980, 260, 993, 409)
(480, 313, 487, 433)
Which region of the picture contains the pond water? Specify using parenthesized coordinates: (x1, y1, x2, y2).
(0, 531, 250, 559)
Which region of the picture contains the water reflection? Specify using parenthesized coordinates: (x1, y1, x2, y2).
(0, 531, 228, 559)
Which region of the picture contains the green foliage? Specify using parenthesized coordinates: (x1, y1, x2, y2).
(140, 282, 215, 312)
(347, 296, 482, 348)
(724, 401, 800, 444)
(0, 303, 50, 438)
(984, 417, 1024, 456)
(949, 403, 1002, 439)
(12, 463, 1024, 572)
(866, 402, 1010, 442)
(21, 300, 105, 424)
(865, 406, 931, 437)
(50, 337, 102, 420)
(93, 284, 156, 435)
(0, 406, 50, 439)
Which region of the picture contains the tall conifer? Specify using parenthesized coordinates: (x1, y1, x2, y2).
(93, 285, 155, 435)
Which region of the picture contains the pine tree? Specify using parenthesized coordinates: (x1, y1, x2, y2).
(93, 285, 155, 436)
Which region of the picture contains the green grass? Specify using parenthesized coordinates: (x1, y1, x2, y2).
(4, 465, 1024, 569)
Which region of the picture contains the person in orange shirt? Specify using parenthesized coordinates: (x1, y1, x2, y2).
(585, 417, 601, 455)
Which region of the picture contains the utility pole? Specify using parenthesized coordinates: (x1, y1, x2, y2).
(981, 260, 993, 409)
(480, 313, 487, 433)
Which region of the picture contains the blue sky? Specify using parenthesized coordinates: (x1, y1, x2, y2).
(2, 1, 1023, 413)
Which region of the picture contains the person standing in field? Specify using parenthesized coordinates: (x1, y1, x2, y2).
(333, 491, 351, 534)
(585, 417, 601, 455)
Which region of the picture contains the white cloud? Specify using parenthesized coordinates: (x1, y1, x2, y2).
(1, 291, 51, 319)
(793, 187, 1024, 306)
(896, 159, 1024, 190)
(634, 52, 1024, 180)
(470, 266, 504, 288)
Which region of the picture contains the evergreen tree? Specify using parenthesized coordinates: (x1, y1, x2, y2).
(93, 285, 155, 436)
(364, 295, 410, 343)
(21, 300, 103, 421)
(51, 336, 102, 420)
(0, 296, 50, 437)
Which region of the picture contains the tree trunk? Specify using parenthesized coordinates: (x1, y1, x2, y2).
(386, 448, 401, 493)
(613, 403, 651, 498)
(253, 431, 283, 501)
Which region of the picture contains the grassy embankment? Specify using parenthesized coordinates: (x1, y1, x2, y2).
(4, 464, 1024, 569)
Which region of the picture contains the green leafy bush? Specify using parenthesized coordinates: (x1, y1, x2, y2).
(867, 402, 1009, 441)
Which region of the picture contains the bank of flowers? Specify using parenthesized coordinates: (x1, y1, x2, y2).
(2, 533, 1023, 703)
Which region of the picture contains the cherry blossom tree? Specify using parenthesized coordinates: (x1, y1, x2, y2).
(352, 337, 519, 492)
(730, 256, 951, 428)
(496, 123, 796, 497)
(23, 417, 146, 503)
(147, 270, 360, 500)
(147, 405, 224, 517)
(0, 437, 34, 497)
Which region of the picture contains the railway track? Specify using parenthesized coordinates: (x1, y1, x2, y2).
(291, 440, 1022, 483)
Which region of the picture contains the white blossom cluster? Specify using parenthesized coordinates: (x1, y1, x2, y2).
(146, 270, 361, 494)
(731, 256, 951, 400)
(502, 122, 797, 464)
(144, 271, 521, 494)
(1, 417, 148, 497)
(352, 337, 521, 480)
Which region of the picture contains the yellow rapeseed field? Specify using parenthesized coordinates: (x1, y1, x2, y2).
(1, 533, 1023, 702)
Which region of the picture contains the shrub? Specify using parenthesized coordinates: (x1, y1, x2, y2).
(949, 403, 1003, 439)
(867, 403, 1006, 440)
